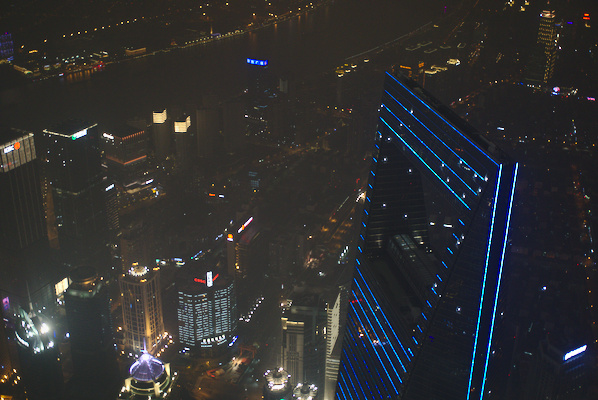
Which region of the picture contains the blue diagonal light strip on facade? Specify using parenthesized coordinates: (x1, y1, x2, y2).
(386, 72, 498, 166)
(381, 98, 478, 195)
(355, 264, 412, 361)
(479, 163, 519, 398)
(378, 120, 471, 210)
(467, 164, 502, 400)
(353, 277, 410, 369)
(350, 299, 402, 393)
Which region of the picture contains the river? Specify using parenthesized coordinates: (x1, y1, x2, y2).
(1, 0, 443, 131)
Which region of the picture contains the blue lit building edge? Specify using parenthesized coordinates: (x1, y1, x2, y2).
(335, 72, 518, 400)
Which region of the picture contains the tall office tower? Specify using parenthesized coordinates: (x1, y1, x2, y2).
(101, 124, 153, 210)
(324, 286, 348, 400)
(13, 307, 63, 400)
(152, 109, 172, 163)
(281, 317, 305, 385)
(120, 264, 165, 355)
(0, 129, 45, 250)
(0, 306, 13, 381)
(282, 295, 327, 388)
(196, 107, 219, 160)
(173, 114, 193, 170)
(536, 9, 558, 83)
(335, 73, 518, 400)
(523, 340, 591, 400)
(64, 266, 120, 399)
(42, 121, 107, 252)
(177, 261, 237, 355)
(226, 216, 259, 277)
(120, 217, 153, 270)
(119, 352, 178, 399)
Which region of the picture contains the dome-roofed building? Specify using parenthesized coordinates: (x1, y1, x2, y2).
(119, 352, 177, 399)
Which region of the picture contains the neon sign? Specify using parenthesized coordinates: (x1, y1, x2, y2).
(194, 273, 219, 284)
(246, 58, 268, 66)
(71, 129, 88, 140)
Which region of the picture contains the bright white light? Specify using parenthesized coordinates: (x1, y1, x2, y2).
(71, 129, 88, 140)
(3, 145, 14, 154)
(105, 183, 115, 191)
(40, 323, 49, 334)
(564, 345, 586, 361)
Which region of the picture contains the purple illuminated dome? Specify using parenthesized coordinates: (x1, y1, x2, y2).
(129, 353, 165, 382)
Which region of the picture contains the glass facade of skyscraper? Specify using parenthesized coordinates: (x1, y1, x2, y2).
(335, 72, 518, 400)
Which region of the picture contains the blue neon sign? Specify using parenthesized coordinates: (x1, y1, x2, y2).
(246, 58, 268, 66)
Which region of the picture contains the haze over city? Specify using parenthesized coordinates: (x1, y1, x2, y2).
(1, 0, 597, 399)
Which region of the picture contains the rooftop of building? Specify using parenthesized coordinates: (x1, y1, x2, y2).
(129, 352, 165, 382)
(0, 127, 33, 145)
(43, 119, 97, 137)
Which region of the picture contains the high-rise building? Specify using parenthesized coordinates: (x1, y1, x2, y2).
(177, 261, 237, 354)
(152, 109, 172, 163)
(0, 305, 13, 382)
(173, 114, 194, 170)
(226, 216, 259, 277)
(120, 264, 165, 355)
(281, 317, 305, 385)
(537, 9, 558, 83)
(527, 9, 558, 84)
(64, 266, 120, 399)
(335, 73, 518, 400)
(0, 129, 45, 250)
(324, 286, 348, 400)
(101, 124, 154, 211)
(523, 340, 591, 400)
(120, 217, 153, 270)
(281, 294, 327, 389)
(42, 121, 107, 251)
(13, 307, 63, 400)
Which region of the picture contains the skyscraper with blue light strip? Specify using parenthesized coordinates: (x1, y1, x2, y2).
(335, 72, 518, 400)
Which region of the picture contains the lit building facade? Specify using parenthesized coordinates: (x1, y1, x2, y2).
(119, 352, 177, 399)
(537, 9, 558, 83)
(0, 129, 45, 250)
(120, 265, 165, 355)
(324, 287, 348, 400)
(335, 73, 518, 400)
(152, 109, 172, 163)
(101, 124, 154, 210)
(177, 264, 237, 354)
(281, 317, 304, 386)
(173, 114, 193, 170)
